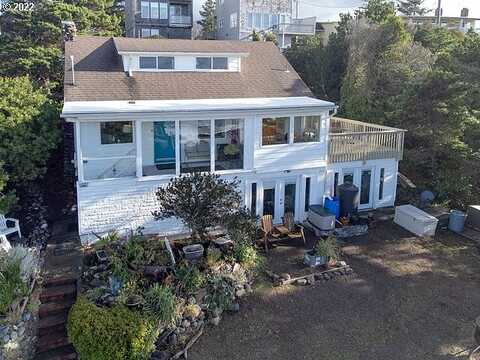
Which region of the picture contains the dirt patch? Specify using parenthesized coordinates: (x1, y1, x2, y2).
(190, 222, 480, 360)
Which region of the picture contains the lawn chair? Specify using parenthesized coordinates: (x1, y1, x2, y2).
(282, 212, 306, 246)
(0, 214, 21, 251)
(260, 215, 282, 253)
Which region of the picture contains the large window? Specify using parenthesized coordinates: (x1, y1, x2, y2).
(141, 1, 150, 18)
(262, 117, 289, 145)
(254, 12, 262, 28)
(230, 12, 237, 28)
(294, 115, 321, 143)
(180, 120, 211, 173)
(247, 12, 253, 28)
(159, 2, 168, 18)
(142, 121, 176, 176)
(101, 122, 133, 144)
(150, 1, 159, 18)
(214, 119, 244, 171)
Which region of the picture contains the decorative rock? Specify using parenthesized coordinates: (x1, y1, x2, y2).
(235, 288, 246, 298)
(296, 278, 308, 286)
(168, 333, 178, 346)
(210, 316, 221, 326)
(280, 273, 291, 280)
(181, 319, 191, 329)
(229, 303, 240, 312)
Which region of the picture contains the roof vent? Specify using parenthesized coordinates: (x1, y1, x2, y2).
(128, 100, 136, 104)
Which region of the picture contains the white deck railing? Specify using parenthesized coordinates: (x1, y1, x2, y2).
(328, 117, 406, 163)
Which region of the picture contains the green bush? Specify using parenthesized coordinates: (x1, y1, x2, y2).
(315, 236, 340, 261)
(68, 297, 158, 360)
(143, 284, 178, 326)
(0, 257, 27, 315)
(233, 241, 264, 272)
(206, 247, 223, 268)
(176, 265, 205, 294)
(204, 275, 234, 312)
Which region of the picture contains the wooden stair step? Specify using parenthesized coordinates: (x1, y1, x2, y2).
(38, 313, 68, 336)
(43, 277, 77, 288)
(34, 344, 77, 360)
(40, 284, 76, 303)
(37, 329, 70, 354)
(39, 299, 76, 318)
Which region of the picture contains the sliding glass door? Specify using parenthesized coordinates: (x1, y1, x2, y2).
(180, 120, 211, 173)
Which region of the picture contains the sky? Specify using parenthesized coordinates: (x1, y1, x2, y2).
(194, 0, 480, 22)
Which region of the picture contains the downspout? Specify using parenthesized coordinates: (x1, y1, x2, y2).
(70, 55, 75, 85)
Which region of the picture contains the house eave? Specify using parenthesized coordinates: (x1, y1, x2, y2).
(61, 97, 336, 121)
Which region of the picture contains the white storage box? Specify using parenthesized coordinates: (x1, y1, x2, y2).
(394, 205, 438, 237)
(308, 205, 335, 231)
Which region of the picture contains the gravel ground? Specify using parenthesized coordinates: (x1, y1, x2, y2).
(190, 221, 480, 360)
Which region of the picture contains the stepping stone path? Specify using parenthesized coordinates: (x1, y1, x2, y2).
(34, 217, 82, 360)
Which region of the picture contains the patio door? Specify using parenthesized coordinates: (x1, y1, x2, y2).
(153, 122, 175, 167)
(261, 177, 299, 223)
(359, 169, 373, 209)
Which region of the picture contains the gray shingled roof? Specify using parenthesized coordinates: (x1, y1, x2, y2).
(64, 36, 314, 102)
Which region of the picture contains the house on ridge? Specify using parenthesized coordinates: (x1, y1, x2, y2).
(61, 36, 405, 243)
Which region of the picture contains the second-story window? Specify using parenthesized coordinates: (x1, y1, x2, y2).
(150, 1, 159, 18)
(141, 1, 150, 18)
(294, 115, 321, 143)
(159, 2, 168, 19)
(262, 117, 290, 146)
(196, 57, 229, 70)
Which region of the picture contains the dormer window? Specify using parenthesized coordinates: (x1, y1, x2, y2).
(196, 57, 229, 70)
(139, 56, 157, 69)
(158, 56, 175, 69)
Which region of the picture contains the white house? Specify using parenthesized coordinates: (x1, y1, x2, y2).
(62, 36, 405, 243)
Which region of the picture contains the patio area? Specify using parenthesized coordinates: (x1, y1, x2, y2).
(190, 220, 480, 360)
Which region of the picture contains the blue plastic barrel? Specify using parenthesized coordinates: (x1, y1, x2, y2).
(324, 197, 340, 219)
(448, 210, 467, 233)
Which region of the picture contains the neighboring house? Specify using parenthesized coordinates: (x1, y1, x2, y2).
(62, 36, 405, 243)
(403, 8, 479, 33)
(216, 0, 316, 48)
(315, 21, 338, 46)
(125, 0, 193, 39)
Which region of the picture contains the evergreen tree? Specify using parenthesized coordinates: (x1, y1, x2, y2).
(198, 0, 216, 40)
(397, 0, 428, 16)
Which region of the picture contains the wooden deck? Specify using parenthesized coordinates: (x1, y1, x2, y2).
(328, 117, 406, 163)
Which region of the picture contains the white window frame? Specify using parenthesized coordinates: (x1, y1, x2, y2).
(139, 56, 157, 69)
(159, 2, 168, 19)
(230, 12, 238, 28)
(141, 1, 150, 18)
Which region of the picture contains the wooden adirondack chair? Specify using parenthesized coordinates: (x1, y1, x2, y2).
(261, 213, 306, 252)
(282, 212, 306, 246)
(0, 214, 21, 251)
(260, 215, 281, 252)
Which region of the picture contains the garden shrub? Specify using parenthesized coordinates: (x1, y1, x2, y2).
(314, 236, 340, 260)
(233, 241, 264, 272)
(143, 284, 179, 326)
(68, 297, 158, 360)
(176, 265, 205, 294)
(204, 275, 234, 313)
(206, 247, 223, 268)
(0, 256, 27, 315)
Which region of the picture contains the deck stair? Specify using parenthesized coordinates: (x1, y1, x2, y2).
(34, 217, 81, 360)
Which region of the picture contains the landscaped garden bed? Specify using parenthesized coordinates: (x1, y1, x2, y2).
(68, 173, 264, 360)
(0, 245, 42, 360)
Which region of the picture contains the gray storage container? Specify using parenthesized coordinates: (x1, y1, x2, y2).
(466, 205, 480, 230)
(308, 205, 335, 231)
(448, 210, 467, 233)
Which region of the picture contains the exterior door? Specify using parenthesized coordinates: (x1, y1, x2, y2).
(154, 122, 175, 167)
(263, 185, 275, 219)
(284, 182, 296, 218)
(359, 169, 374, 209)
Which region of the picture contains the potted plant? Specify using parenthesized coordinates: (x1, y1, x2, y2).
(304, 236, 339, 268)
(223, 144, 240, 159)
